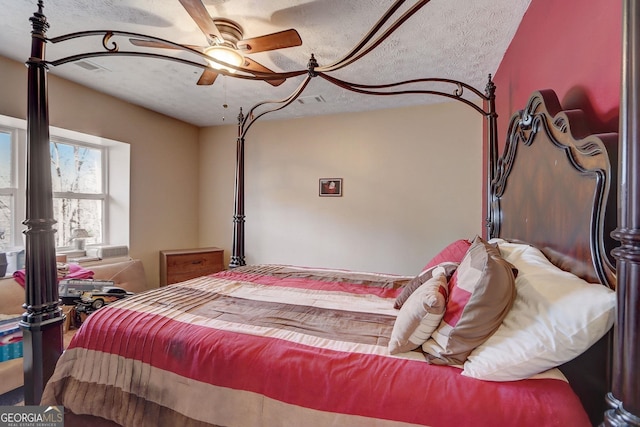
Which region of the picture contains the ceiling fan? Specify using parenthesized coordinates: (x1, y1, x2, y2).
(130, 0, 302, 86)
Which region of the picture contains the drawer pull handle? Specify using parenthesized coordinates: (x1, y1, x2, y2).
(192, 260, 203, 265)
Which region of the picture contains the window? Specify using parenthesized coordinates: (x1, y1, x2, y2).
(51, 139, 105, 248)
(0, 130, 14, 246)
(0, 114, 130, 272)
(0, 122, 24, 253)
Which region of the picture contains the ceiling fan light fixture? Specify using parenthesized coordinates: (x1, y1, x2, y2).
(204, 46, 244, 73)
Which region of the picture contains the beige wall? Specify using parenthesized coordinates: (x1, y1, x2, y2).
(200, 101, 483, 275)
(2, 52, 484, 280)
(0, 56, 200, 286)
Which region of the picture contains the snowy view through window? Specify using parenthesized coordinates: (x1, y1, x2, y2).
(0, 131, 12, 250)
(0, 135, 104, 251)
(51, 141, 104, 248)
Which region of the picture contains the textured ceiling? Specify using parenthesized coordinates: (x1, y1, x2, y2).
(0, 0, 531, 127)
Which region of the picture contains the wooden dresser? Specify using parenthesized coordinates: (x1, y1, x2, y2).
(159, 247, 224, 286)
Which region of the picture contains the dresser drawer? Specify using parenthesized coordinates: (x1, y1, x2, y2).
(160, 248, 224, 286)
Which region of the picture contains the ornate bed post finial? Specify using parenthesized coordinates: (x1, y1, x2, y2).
(230, 107, 246, 268)
(30, 0, 49, 37)
(485, 74, 495, 98)
(22, 0, 64, 405)
(307, 54, 318, 77)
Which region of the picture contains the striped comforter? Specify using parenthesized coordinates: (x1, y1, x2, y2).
(42, 265, 591, 427)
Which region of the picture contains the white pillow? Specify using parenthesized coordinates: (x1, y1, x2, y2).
(388, 267, 448, 354)
(461, 241, 615, 381)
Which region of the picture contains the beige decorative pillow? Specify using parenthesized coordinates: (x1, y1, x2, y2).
(394, 262, 458, 309)
(388, 266, 448, 354)
(423, 236, 517, 365)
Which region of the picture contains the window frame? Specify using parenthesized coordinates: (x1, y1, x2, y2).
(0, 114, 130, 257)
(50, 135, 108, 249)
(0, 119, 26, 250)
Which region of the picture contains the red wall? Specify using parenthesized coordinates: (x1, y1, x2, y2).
(494, 0, 621, 137)
(484, 0, 622, 235)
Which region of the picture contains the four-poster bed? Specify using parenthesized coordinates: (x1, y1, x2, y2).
(13, 0, 640, 426)
(229, 53, 498, 268)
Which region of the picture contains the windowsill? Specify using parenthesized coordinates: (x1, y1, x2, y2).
(0, 256, 132, 281)
(67, 256, 101, 263)
(70, 256, 132, 266)
(57, 249, 87, 258)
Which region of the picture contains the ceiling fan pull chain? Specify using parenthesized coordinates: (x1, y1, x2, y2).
(222, 76, 228, 122)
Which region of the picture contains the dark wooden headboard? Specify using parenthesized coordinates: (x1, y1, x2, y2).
(491, 90, 617, 289)
(489, 89, 618, 425)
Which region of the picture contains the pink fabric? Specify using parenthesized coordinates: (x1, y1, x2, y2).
(442, 270, 470, 326)
(423, 239, 472, 271)
(13, 263, 94, 288)
(72, 308, 590, 426)
(216, 270, 403, 298)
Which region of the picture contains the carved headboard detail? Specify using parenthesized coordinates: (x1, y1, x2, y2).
(490, 90, 617, 288)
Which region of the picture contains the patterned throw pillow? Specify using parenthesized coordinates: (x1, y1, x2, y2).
(389, 266, 449, 354)
(394, 262, 458, 309)
(422, 236, 517, 365)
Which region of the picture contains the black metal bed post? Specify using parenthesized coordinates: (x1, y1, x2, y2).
(606, 0, 640, 425)
(484, 75, 498, 239)
(230, 108, 246, 268)
(20, 0, 64, 405)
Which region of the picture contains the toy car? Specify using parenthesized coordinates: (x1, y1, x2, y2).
(59, 279, 116, 305)
(79, 286, 134, 310)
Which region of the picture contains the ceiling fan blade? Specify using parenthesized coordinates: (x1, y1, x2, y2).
(197, 69, 219, 85)
(237, 29, 302, 54)
(243, 58, 286, 86)
(178, 0, 224, 43)
(130, 39, 203, 52)
(130, 38, 177, 49)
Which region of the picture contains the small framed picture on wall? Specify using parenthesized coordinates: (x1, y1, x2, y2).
(319, 178, 343, 197)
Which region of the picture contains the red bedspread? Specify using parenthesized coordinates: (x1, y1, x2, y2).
(42, 265, 591, 427)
